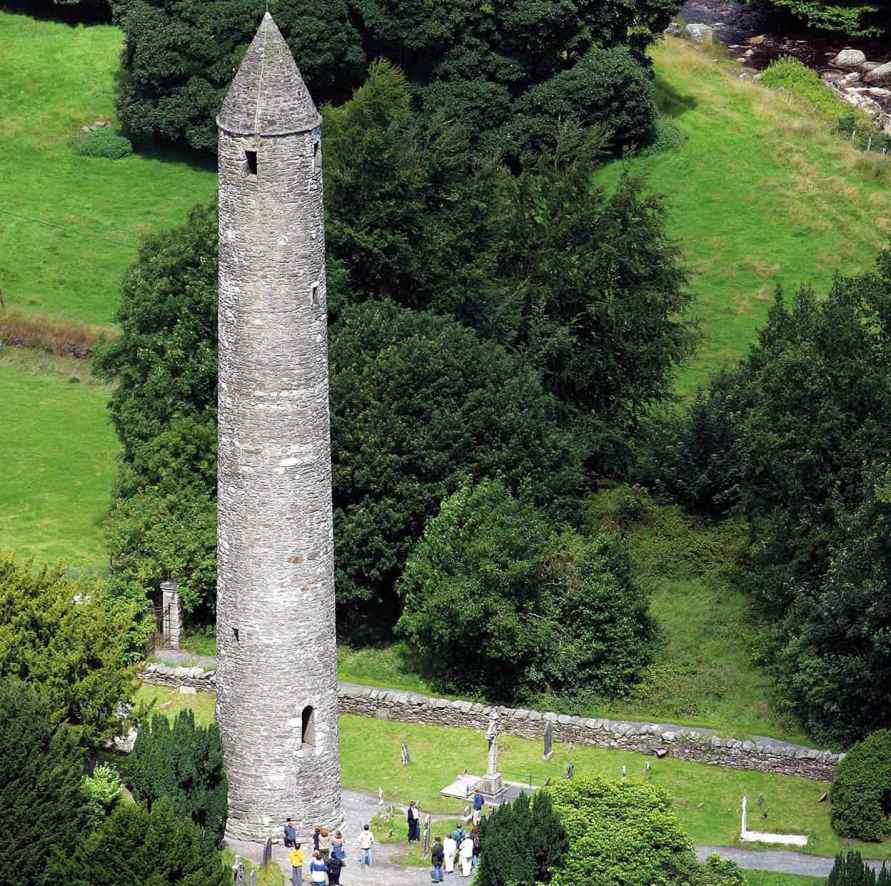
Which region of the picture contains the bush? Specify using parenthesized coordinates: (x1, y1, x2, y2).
(831, 730, 891, 841)
(477, 792, 568, 886)
(545, 776, 706, 886)
(128, 709, 228, 846)
(762, 56, 885, 150)
(0, 555, 138, 746)
(0, 679, 87, 886)
(758, 0, 890, 37)
(827, 850, 891, 885)
(51, 798, 231, 885)
(396, 481, 654, 702)
(81, 764, 123, 828)
(71, 128, 133, 159)
(511, 45, 657, 162)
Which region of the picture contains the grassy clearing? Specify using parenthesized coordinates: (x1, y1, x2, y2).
(139, 685, 891, 861)
(599, 37, 891, 393)
(0, 347, 117, 569)
(0, 10, 216, 327)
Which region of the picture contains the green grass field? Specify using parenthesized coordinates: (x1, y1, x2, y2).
(0, 10, 216, 327)
(744, 875, 824, 886)
(136, 684, 890, 862)
(0, 347, 117, 568)
(600, 37, 891, 393)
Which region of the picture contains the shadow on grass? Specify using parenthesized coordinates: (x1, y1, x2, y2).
(655, 73, 698, 118)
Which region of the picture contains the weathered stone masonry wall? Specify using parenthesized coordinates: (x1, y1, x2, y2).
(141, 666, 842, 781)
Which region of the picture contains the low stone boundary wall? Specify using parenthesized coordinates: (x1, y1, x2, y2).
(140, 665, 842, 780)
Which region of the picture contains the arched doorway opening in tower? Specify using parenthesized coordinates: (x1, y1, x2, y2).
(301, 705, 316, 748)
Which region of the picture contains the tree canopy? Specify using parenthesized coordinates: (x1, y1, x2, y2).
(397, 480, 654, 701)
(0, 679, 87, 886)
(0, 556, 137, 746)
(113, 0, 675, 158)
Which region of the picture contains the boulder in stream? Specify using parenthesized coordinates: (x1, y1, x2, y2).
(831, 49, 866, 68)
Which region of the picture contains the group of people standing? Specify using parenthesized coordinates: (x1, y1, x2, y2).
(415, 789, 486, 882)
(284, 820, 374, 886)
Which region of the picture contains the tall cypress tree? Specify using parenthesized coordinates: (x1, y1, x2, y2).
(0, 679, 86, 886)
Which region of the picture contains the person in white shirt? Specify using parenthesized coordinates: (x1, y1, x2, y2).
(358, 823, 375, 866)
(459, 834, 474, 876)
(443, 833, 457, 874)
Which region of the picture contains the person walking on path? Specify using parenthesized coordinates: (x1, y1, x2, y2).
(285, 819, 298, 848)
(472, 790, 484, 826)
(459, 834, 474, 877)
(309, 850, 329, 885)
(289, 843, 305, 886)
(326, 853, 345, 885)
(319, 827, 331, 859)
(407, 801, 421, 843)
(471, 826, 481, 869)
(431, 837, 445, 883)
(443, 833, 457, 875)
(358, 823, 375, 867)
(331, 831, 346, 861)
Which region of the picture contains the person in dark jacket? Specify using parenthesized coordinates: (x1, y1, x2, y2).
(407, 801, 421, 842)
(326, 853, 344, 885)
(431, 837, 444, 883)
(284, 819, 297, 848)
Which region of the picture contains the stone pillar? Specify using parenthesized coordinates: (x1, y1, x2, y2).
(161, 580, 182, 649)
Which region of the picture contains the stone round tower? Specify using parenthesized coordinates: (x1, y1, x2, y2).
(216, 13, 342, 845)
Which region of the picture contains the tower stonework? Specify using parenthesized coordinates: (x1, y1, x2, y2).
(216, 13, 342, 844)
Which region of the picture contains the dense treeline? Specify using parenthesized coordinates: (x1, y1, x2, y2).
(96, 61, 692, 693)
(112, 0, 674, 159)
(758, 0, 891, 38)
(639, 248, 891, 744)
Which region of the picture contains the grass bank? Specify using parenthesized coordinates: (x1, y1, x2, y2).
(136, 685, 890, 861)
(600, 37, 891, 393)
(0, 10, 216, 327)
(0, 347, 117, 568)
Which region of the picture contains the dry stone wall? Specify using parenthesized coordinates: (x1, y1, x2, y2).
(141, 665, 842, 781)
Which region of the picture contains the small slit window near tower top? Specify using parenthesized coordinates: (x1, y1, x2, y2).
(245, 150, 258, 176)
(313, 141, 320, 172)
(311, 284, 320, 307)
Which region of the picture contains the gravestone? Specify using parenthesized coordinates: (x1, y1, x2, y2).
(233, 857, 245, 886)
(565, 760, 575, 780)
(543, 721, 553, 760)
(250, 871, 257, 886)
(423, 814, 432, 854)
(378, 787, 384, 807)
(263, 838, 272, 866)
(401, 742, 410, 766)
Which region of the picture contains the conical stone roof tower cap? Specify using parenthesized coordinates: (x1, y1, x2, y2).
(218, 12, 321, 136)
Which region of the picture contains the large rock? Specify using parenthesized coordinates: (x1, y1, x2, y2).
(832, 48, 866, 68)
(685, 23, 714, 43)
(865, 61, 891, 84)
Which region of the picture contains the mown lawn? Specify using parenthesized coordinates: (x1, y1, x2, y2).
(744, 874, 824, 885)
(0, 10, 216, 327)
(0, 347, 117, 569)
(137, 685, 891, 862)
(598, 37, 891, 394)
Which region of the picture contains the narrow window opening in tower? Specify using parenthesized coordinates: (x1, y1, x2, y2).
(301, 706, 316, 747)
(245, 150, 258, 176)
(233, 627, 240, 642)
(311, 284, 320, 307)
(313, 141, 320, 172)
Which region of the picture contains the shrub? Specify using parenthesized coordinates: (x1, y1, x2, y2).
(128, 709, 228, 846)
(545, 776, 705, 886)
(51, 797, 231, 885)
(477, 792, 568, 886)
(0, 679, 87, 886)
(71, 128, 133, 160)
(511, 45, 657, 163)
(827, 850, 891, 885)
(0, 555, 138, 745)
(397, 481, 654, 702)
(81, 764, 123, 828)
(831, 730, 891, 841)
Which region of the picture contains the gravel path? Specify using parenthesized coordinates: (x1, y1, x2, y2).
(697, 846, 887, 877)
